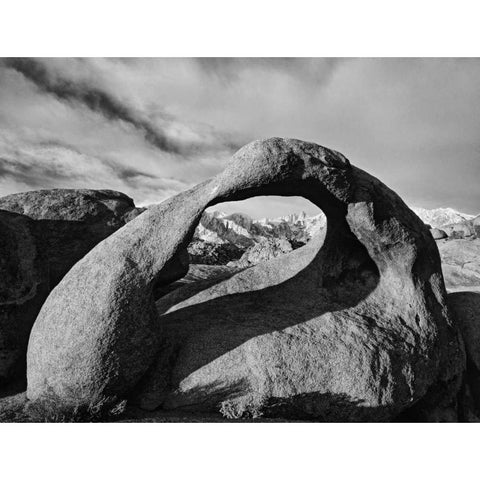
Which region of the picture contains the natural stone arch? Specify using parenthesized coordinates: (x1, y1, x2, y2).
(26, 138, 465, 420)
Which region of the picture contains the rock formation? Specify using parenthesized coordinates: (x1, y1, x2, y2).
(0, 189, 144, 288)
(0, 211, 49, 384)
(0, 189, 145, 385)
(441, 221, 475, 239)
(228, 237, 294, 268)
(474, 215, 480, 237)
(448, 292, 480, 419)
(26, 138, 465, 421)
(430, 228, 448, 240)
(188, 240, 244, 265)
(438, 239, 480, 292)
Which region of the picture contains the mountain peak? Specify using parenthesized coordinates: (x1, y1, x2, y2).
(411, 207, 476, 228)
(198, 206, 478, 246)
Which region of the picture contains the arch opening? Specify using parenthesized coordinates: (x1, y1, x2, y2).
(139, 190, 381, 413)
(191, 196, 325, 265)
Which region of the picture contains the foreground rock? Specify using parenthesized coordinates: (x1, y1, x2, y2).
(449, 292, 480, 370)
(27, 138, 464, 421)
(153, 264, 243, 303)
(0, 189, 144, 386)
(0, 211, 49, 384)
(0, 189, 144, 287)
(448, 292, 480, 419)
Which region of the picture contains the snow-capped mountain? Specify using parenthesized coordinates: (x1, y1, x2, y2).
(258, 211, 326, 241)
(193, 207, 477, 248)
(411, 207, 476, 229)
(194, 210, 326, 247)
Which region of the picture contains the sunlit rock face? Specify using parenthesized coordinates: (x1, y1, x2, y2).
(26, 138, 464, 421)
(438, 239, 480, 292)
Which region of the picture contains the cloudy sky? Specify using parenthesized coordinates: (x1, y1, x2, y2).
(0, 58, 479, 218)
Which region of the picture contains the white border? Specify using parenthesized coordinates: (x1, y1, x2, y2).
(0, 0, 479, 56)
(1, 423, 478, 479)
(1, 1, 479, 478)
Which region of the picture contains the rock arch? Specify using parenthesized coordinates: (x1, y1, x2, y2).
(26, 138, 464, 420)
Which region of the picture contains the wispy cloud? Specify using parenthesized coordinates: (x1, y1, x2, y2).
(0, 58, 479, 215)
(2, 58, 240, 156)
(0, 135, 189, 204)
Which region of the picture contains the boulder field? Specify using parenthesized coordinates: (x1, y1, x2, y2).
(24, 138, 465, 421)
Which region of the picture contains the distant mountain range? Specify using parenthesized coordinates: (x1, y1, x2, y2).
(194, 210, 326, 247)
(411, 207, 476, 229)
(194, 207, 478, 247)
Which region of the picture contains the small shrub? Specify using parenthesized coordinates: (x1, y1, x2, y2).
(219, 397, 264, 420)
(23, 389, 127, 423)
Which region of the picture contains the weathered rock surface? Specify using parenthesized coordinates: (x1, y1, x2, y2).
(26, 138, 465, 421)
(188, 239, 244, 265)
(473, 215, 480, 237)
(438, 239, 480, 292)
(0, 188, 135, 221)
(449, 292, 480, 370)
(448, 291, 480, 419)
(228, 237, 294, 268)
(442, 221, 475, 239)
(154, 264, 243, 302)
(0, 189, 145, 386)
(0, 189, 142, 287)
(431, 228, 447, 240)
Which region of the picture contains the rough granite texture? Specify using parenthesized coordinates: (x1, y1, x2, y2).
(188, 240, 244, 266)
(228, 237, 293, 268)
(474, 215, 480, 237)
(26, 138, 465, 421)
(442, 221, 475, 239)
(430, 228, 447, 240)
(438, 239, 480, 292)
(0, 189, 145, 386)
(448, 291, 480, 418)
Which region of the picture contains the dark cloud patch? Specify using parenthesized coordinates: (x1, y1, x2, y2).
(4, 58, 181, 153)
(1, 143, 161, 188)
(0, 155, 68, 188)
(4, 58, 194, 155)
(116, 166, 158, 182)
(112, 165, 177, 189)
(0, 152, 188, 203)
(111, 164, 190, 193)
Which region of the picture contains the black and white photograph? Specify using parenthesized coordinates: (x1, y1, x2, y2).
(1, 1, 479, 478)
